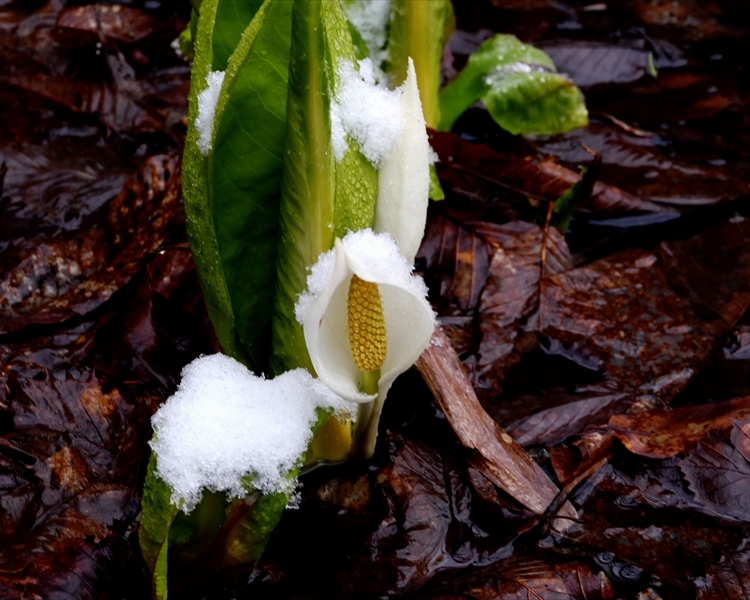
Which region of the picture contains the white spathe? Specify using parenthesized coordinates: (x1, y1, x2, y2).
(295, 229, 435, 457)
(374, 58, 430, 265)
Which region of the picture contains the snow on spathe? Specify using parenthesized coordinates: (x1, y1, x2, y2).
(330, 58, 405, 167)
(150, 354, 353, 511)
(343, 0, 392, 83)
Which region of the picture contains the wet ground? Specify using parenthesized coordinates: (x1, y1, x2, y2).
(1, 0, 749, 599)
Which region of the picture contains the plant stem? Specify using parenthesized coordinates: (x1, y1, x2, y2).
(362, 369, 380, 396)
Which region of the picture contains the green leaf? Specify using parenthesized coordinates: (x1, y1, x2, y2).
(271, 0, 377, 375)
(177, 25, 194, 61)
(140, 455, 179, 600)
(211, 0, 265, 71)
(482, 70, 589, 136)
(183, 0, 237, 357)
(550, 151, 602, 232)
(438, 34, 588, 135)
(184, 0, 293, 370)
(207, 407, 335, 569)
(210, 0, 293, 370)
(429, 164, 444, 201)
(388, 0, 454, 129)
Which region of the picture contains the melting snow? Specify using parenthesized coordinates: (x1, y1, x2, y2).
(331, 59, 405, 167)
(344, 0, 392, 82)
(150, 354, 352, 511)
(195, 70, 225, 155)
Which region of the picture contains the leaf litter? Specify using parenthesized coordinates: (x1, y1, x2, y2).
(3, 0, 750, 599)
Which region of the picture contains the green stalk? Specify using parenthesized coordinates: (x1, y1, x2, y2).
(271, 0, 336, 374)
(389, 0, 454, 130)
(362, 369, 380, 396)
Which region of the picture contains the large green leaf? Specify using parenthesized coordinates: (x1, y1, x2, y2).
(184, 0, 293, 370)
(139, 455, 178, 600)
(211, 0, 265, 71)
(271, 0, 377, 375)
(210, 0, 293, 370)
(388, 0, 455, 130)
(482, 70, 589, 136)
(439, 34, 588, 134)
(182, 0, 237, 356)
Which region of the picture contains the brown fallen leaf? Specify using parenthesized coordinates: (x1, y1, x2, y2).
(608, 397, 750, 459)
(533, 122, 750, 209)
(567, 462, 747, 597)
(416, 554, 615, 600)
(415, 327, 577, 526)
(244, 433, 520, 600)
(549, 432, 615, 486)
(430, 130, 678, 225)
(54, 4, 170, 47)
(0, 153, 183, 333)
(0, 0, 189, 133)
(695, 549, 750, 600)
(0, 249, 216, 598)
(679, 418, 750, 522)
(507, 386, 635, 448)
(476, 220, 573, 389)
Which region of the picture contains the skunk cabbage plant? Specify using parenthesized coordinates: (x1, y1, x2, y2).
(142, 1, 591, 597)
(141, 0, 434, 597)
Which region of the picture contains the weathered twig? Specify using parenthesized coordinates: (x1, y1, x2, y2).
(415, 326, 577, 532)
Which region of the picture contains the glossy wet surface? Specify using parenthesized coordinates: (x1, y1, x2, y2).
(1, 1, 749, 598)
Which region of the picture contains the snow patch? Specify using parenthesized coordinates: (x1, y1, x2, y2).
(150, 354, 353, 511)
(195, 70, 225, 155)
(331, 59, 405, 167)
(344, 0, 392, 82)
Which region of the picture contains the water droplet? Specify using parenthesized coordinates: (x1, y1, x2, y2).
(596, 551, 615, 565)
(615, 495, 640, 508)
(611, 561, 643, 582)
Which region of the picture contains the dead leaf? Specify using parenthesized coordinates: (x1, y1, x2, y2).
(415, 555, 615, 599)
(507, 386, 635, 447)
(695, 549, 750, 600)
(430, 130, 678, 225)
(0, 0, 189, 133)
(679, 418, 750, 522)
(609, 397, 750, 459)
(0, 153, 183, 333)
(54, 5, 170, 47)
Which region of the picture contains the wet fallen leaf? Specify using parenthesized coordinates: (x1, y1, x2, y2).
(0, 248, 215, 598)
(0, 152, 183, 333)
(0, 0, 189, 133)
(549, 432, 615, 486)
(679, 418, 750, 523)
(416, 554, 615, 599)
(563, 462, 747, 598)
(695, 548, 750, 600)
(609, 397, 750, 459)
(54, 4, 170, 47)
(430, 130, 678, 225)
(507, 384, 635, 447)
(533, 122, 750, 209)
(475, 220, 573, 390)
(540, 40, 658, 88)
(245, 433, 520, 600)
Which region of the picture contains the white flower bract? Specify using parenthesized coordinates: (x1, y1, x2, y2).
(295, 229, 435, 457)
(374, 58, 431, 265)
